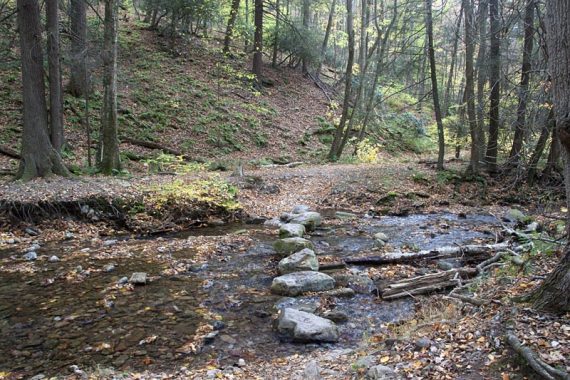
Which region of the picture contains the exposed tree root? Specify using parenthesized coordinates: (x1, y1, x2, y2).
(506, 332, 570, 380)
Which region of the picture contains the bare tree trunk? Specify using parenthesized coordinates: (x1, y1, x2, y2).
(99, 0, 121, 174)
(46, 0, 64, 152)
(425, 0, 445, 170)
(16, 0, 68, 180)
(443, 3, 463, 117)
(508, 0, 535, 165)
(271, 0, 280, 67)
(316, 0, 336, 78)
(485, 0, 500, 173)
(464, 0, 481, 174)
(527, 108, 553, 184)
(543, 125, 562, 177)
(69, 0, 89, 97)
(475, 0, 488, 159)
(251, 0, 263, 82)
(301, 0, 310, 75)
(530, 0, 570, 314)
(223, 0, 240, 54)
(328, 0, 354, 161)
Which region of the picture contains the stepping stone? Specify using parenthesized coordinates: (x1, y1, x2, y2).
(271, 271, 335, 296)
(276, 308, 339, 342)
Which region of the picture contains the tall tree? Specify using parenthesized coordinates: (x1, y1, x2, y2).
(328, 0, 355, 161)
(443, 3, 463, 117)
(485, 0, 500, 173)
(530, 0, 570, 314)
(475, 0, 488, 158)
(223, 0, 240, 54)
(271, 0, 280, 67)
(464, 0, 481, 174)
(16, 0, 68, 180)
(69, 0, 89, 97)
(425, 0, 445, 170)
(316, 0, 336, 79)
(301, 0, 310, 75)
(508, 0, 535, 164)
(99, 0, 121, 174)
(251, 0, 263, 83)
(46, 0, 64, 152)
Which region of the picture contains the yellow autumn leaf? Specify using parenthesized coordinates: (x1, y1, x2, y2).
(380, 356, 390, 363)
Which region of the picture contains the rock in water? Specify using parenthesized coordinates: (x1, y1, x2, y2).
(23, 252, 37, 261)
(292, 205, 311, 214)
(271, 271, 335, 296)
(335, 211, 358, 220)
(366, 365, 398, 379)
(48, 255, 60, 263)
(304, 360, 323, 380)
(289, 212, 322, 232)
(129, 272, 147, 285)
(278, 249, 319, 274)
(276, 308, 339, 342)
(279, 223, 306, 238)
(374, 232, 389, 242)
(273, 238, 314, 257)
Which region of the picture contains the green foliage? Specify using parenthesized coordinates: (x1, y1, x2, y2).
(146, 177, 241, 214)
(355, 138, 381, 163)
(143, 153, 206, 174)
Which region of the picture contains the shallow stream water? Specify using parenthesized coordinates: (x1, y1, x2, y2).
(0, 211, 505, 376)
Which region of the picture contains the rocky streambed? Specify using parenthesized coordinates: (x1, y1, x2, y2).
(0, 209, 508, 378)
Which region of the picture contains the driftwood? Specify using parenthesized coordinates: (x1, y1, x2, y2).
(0, 145, 20, 160)
(381, 268, 478, 300)
(345, 242, 510, 266)
(506, 332, 570, 380)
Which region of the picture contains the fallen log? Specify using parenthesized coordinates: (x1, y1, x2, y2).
(121, 136, 185, 157)
(381, 268, 478, 300)
(345, 242, 510, 266)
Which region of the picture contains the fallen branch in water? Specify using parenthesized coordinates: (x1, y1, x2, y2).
(345, 242, 511, 266)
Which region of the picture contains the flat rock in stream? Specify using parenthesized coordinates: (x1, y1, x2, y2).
(129, 272, 147, 285)
(279, 223, 306, 238)
(289, 212, 322, 232)
(278, 248, 319, 274)
(271, 271, 335, 296)
(276, 308, 339, 342)
(332, 273, 377, 294)
(273, 238, 315, 257)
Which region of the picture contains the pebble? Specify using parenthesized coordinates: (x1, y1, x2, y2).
(23, 252, 37, 261)
(25, 227, 39, 236)
(29, 375, 45, 380)
(212, 320, 225, 330)
(220, 334, 237, 344)
(237, 358, 246, 367)
(48, 255, 60, 263)
(129, 272, 147, 285)
(204, 331, 218, 343)
(415, 337, 433, 350)
(64, 231, 74, 240)
(103, 239, 118, 247)
(104, 264, 116, 272)
(26, 244, 41, 252)
(118, 277, 129, 285)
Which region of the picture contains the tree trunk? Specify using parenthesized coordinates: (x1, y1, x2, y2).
(464, 0, 481, 174)
(46, 0, 64, 152)
(530, 0, 570, 314)
(316, 0, 336, 79)
(69, 0, 89, 97)
(301, 0, 310, 76)
(223, 0, 240, 54)
(527, 109, 552, 185)
(543, 125, 562, 178)
(475, 0, 488, 160)
(271, 0, 280, 67)
(99, 0, 121, 174)
(443, 3, 463, 117)
(509, 0, 535, 165)
(328, 0, 355, 161)
(425, 0, 445, 170)
(485, 0, 500, 173)
(16, 0, 69, 181)
(251, 0, 263, 83)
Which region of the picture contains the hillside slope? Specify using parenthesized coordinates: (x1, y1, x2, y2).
(0, 19, 331, 174)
